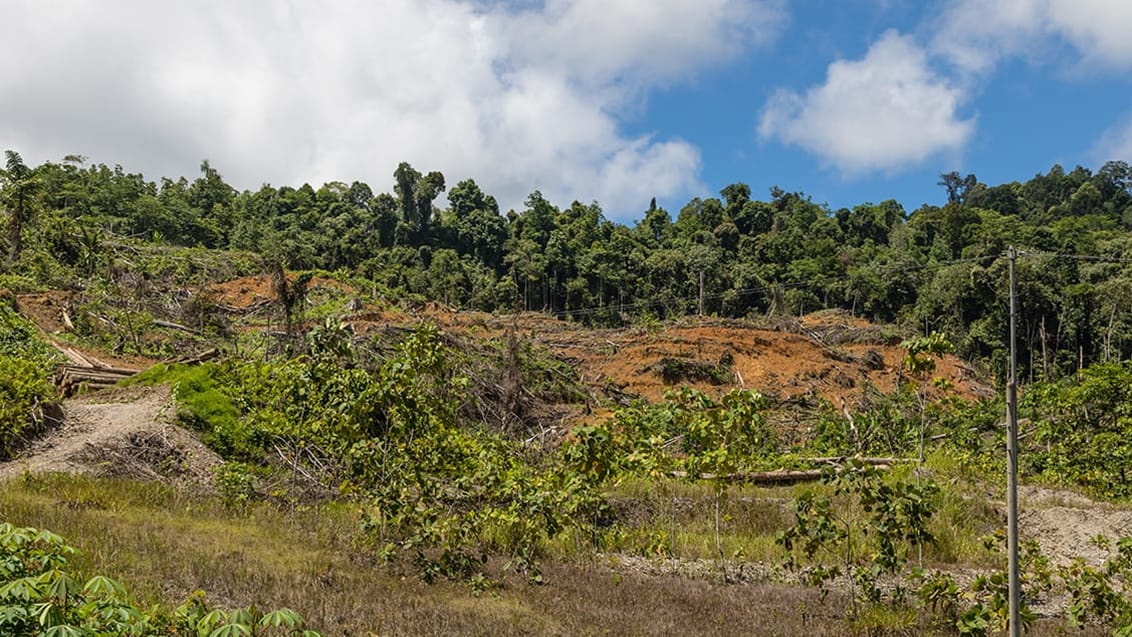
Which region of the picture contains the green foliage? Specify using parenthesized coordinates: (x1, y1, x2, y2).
(777, 462, 939, 608)
(909, 536, 1053, 636)
(900, 331, 954, 376)
(0, 297, 57, 364)
(130, 363, 249, 458)
(0, 356, 56, 459)
(1061, 537, 1132, 634)
(657, 357, 734, 385)
(138, 326, 609, 584)
(1024, 361, 1132, 498)
(0, 522, 321, 636)
(810, 387, 924, 457)
(562, 388, 778, 481)
(0, 300, 58, 459)
(9, 148, 1132, 371)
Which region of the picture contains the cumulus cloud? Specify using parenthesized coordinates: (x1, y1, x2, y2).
(928, 0, 1132, 168)
(0, 0, 784, 219)
(932, 0, 1132, 74)
(1095, 115, 1132, 164)
(757, 31, 974, 174)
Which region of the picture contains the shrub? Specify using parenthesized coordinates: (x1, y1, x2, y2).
(0, 355, 56, 458)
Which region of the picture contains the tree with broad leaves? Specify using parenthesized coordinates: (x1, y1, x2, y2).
(1, 150, 39, 264)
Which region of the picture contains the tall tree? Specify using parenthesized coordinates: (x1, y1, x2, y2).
(937, 171, 977, 205)
(2, 150, 38, 264)
(393, 162, 445, 240)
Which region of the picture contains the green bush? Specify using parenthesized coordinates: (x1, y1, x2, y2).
(0, 521, 322, 635)
(0, 355, 56, 458)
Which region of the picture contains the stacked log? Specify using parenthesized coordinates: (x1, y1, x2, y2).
(49, 341, 138, 396)
(55, 365, 138, 396)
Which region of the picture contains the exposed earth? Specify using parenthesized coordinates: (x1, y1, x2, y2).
(0, 385, 221, 486)
(7, 276, 1131, 571)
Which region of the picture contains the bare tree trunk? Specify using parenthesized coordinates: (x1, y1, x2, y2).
(1039, 315, 1050, 380)
(698, 270, 705, 316)
(1105, 303, 1117, 363)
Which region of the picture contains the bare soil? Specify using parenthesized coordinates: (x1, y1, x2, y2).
(205, 273, 355, 309)
(1021, 485, 1132, 566)
(0, 385, 221, 487)
(337, 305, 991, 408)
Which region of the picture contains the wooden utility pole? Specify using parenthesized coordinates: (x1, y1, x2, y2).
(1006, 246, 1021, 637)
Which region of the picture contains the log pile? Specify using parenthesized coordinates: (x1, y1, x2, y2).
(55, 364, 138, 396)
(49, 342, 138, 396)
(50, 340, 223, 396)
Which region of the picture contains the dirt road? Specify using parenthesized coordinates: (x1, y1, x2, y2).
(0, 385, 220, 484)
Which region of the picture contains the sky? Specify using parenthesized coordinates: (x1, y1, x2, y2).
(1, 0, 1131, 224)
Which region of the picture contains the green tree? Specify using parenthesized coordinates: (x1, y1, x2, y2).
(1, 150, 39, 264)
(394, 162, 445, 240)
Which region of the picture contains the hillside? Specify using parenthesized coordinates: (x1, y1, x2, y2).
(5, 154, 1132, 634)
(14, 274, 989, 419)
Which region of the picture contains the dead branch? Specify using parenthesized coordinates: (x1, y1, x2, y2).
(153, 319, 200, 334)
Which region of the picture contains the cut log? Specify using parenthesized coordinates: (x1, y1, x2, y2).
(153, 319, 200, 334)
(170, 348, 219, 365)
(669, 469, 828, 484)
(57, 346, 94, 367)
(804, 456, 908, 466)
(670, 460, 898, 485)
(55, 364, 138, 396)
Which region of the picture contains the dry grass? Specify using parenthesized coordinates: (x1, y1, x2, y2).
(0, 473, 1100, 636)
(0, 473, 857, 636)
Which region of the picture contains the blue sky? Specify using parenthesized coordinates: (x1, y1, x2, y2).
(633, 0, 1132, 217)
(1, 0, 1130, 223)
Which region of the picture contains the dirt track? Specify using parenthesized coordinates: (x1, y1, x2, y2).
(0, 385, 221, 484)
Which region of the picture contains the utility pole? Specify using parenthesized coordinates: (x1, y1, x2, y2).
(1006, 246, 1021, 637)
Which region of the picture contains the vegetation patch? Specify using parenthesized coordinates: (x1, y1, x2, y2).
(654, 356, 734, 385)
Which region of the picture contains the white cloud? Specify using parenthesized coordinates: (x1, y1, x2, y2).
(758, 31, 974, 174)
(932, 0, 1132, 75)
(0, 0, 785, 219)
(1046, 0, 1132, 70)
(1095, 115, 1132, 163)
(496, 0, 783, 92)
(927, 0, 1132, 168)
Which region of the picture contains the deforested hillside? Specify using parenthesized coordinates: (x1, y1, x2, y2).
(5, 153, 1132, 635)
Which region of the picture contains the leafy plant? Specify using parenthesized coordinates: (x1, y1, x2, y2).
(0, 522, 322, 636)
(901, 331, 954, 377)
(778, 461, 939, 613)
(0, 355, 56, 459)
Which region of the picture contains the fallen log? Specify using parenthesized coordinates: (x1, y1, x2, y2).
(56, 345, 95, 367)
(669, 469, 828, 484)
(805, 456, 909, 466)
(153, 319, 200, 334)
(669, 459, 901, 485)
(170, 348, 219, 365)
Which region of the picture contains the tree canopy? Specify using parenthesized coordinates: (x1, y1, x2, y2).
(5, 151, 1132, 381)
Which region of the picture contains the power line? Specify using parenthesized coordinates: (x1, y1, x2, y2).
(541, 248, 1132, 321)
(545, 255, 987, 320)
(1024, 251, 1132, 265)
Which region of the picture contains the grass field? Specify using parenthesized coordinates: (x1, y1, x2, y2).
(0, 472, 1099, 636)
